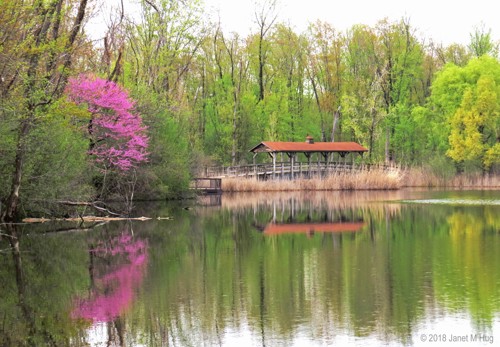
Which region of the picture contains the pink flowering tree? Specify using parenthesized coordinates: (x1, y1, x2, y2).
(66, 74, 148, 172)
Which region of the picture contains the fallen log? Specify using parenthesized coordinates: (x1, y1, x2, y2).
(22, 216, 152, 223)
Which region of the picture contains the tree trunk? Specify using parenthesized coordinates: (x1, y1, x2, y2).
(369, 107, 377, 160)
(331, 106, 341, 142)
(385, 126, 391, 164)
(1, 119, 32, 222)
(258, 37, 265, 101)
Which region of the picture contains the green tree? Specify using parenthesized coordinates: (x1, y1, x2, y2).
(0, 0, 90, 222)
(266, 24, 308, 141)
(468, 25, 498, 58)
(375, 18, 425, 164)
(430, 56, 500, 172)
(342, 24, 384, 159)
(306, 21, 345, 141)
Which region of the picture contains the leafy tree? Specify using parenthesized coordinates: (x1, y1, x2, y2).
(66, 75, 149, 172)
(306, 21, 345, 141)
(253, 0, 278, 102)
(434, 42, 471, 67)
(342, 24, 383, 159)
(447, 77, 500, 170)
(430, 56, 500, 172)
(0, 0, 90, 222)
(375, 19, 425, 163)
(267, 24, 308, 141)
(468, 24, 498, 58)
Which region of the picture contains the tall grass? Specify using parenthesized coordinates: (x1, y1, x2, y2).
(222, 168, 403, 192)
(401, 167, 500, 188)
(221, 167, 500, 192)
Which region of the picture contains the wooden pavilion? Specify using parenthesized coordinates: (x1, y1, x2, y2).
(249, 135, 368, 178)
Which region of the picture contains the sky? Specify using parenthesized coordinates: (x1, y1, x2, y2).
(89, 0, 499, 46)
(202, 0, 499, 45)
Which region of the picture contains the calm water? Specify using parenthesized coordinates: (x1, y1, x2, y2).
(1, 189, 500, 346)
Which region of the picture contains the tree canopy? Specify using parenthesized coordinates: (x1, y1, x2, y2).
(1, 0, 499, 220)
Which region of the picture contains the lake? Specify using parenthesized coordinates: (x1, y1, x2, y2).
(1, 189, 499, 346)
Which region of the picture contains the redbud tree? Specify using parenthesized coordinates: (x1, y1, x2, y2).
(66, 75, 148, 172)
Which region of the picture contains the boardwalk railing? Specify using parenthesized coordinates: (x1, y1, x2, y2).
(190, 178, 222, 193)
(201, 162, 397, 179)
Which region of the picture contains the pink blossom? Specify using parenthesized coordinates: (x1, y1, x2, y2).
(66, 74, 149, 171)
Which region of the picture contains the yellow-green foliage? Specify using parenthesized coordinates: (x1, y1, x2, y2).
(441, 57, 500, 170)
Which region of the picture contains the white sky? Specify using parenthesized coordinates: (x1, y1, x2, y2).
(203, 0, 500, 45)
(90, 0, 499, 46)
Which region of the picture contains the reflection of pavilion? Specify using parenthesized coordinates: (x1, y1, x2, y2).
(252, 197, 365, 236)
(263, 222, 365, 236)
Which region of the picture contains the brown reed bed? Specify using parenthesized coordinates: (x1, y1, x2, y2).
(221, 168, 403, 192)
(401, 167, 500, 188)
(221, 167, 500, 192)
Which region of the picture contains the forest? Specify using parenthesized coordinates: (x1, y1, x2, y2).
(1, 0, 500, 221)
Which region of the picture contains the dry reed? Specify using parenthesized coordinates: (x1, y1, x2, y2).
(221, 168, 403, 192)
(401, 168, 500, 188)
(221, 167, 500, 192)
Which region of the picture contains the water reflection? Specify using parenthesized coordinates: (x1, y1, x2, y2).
(72, 233, 148, 323)
(1, 190, 500, 346)
(261, 222, 365, 235)
(151, 191, 500, 346)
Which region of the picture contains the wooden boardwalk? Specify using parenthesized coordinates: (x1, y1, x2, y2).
(201, 162, 395, 179)
(190, 178, 222, 194)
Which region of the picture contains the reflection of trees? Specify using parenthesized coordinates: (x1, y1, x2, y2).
(0, 222, 150, 346)
(5, 197, 498, 345)
(73, 234, 148, 322)
(219, 191, 404, 219)
(134, 199, 500, 345)
(72, 229, 148, 346)
(433, 208, 500, 327)
(0, 224, 90, 346)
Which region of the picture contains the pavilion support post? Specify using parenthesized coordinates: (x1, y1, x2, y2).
(281, 152, 284, 177)
(342, 153, 347, 171)
(286, 152, 293, 180)
(271, 152, 276, 180)
(253, 153, 258, 179)
(322, 152, 328, 177)
(305, 153, 311, 178)
(317, 153, 320, 178)
(326, 152, 330, 175)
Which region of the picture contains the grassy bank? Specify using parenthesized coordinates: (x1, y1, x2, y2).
(221, 168, 500, 192)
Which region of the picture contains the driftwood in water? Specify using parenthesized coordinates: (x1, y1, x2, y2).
(22, 216, 152, 223)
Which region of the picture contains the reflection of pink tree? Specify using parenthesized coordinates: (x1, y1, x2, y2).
(72, 234, 148, 323)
